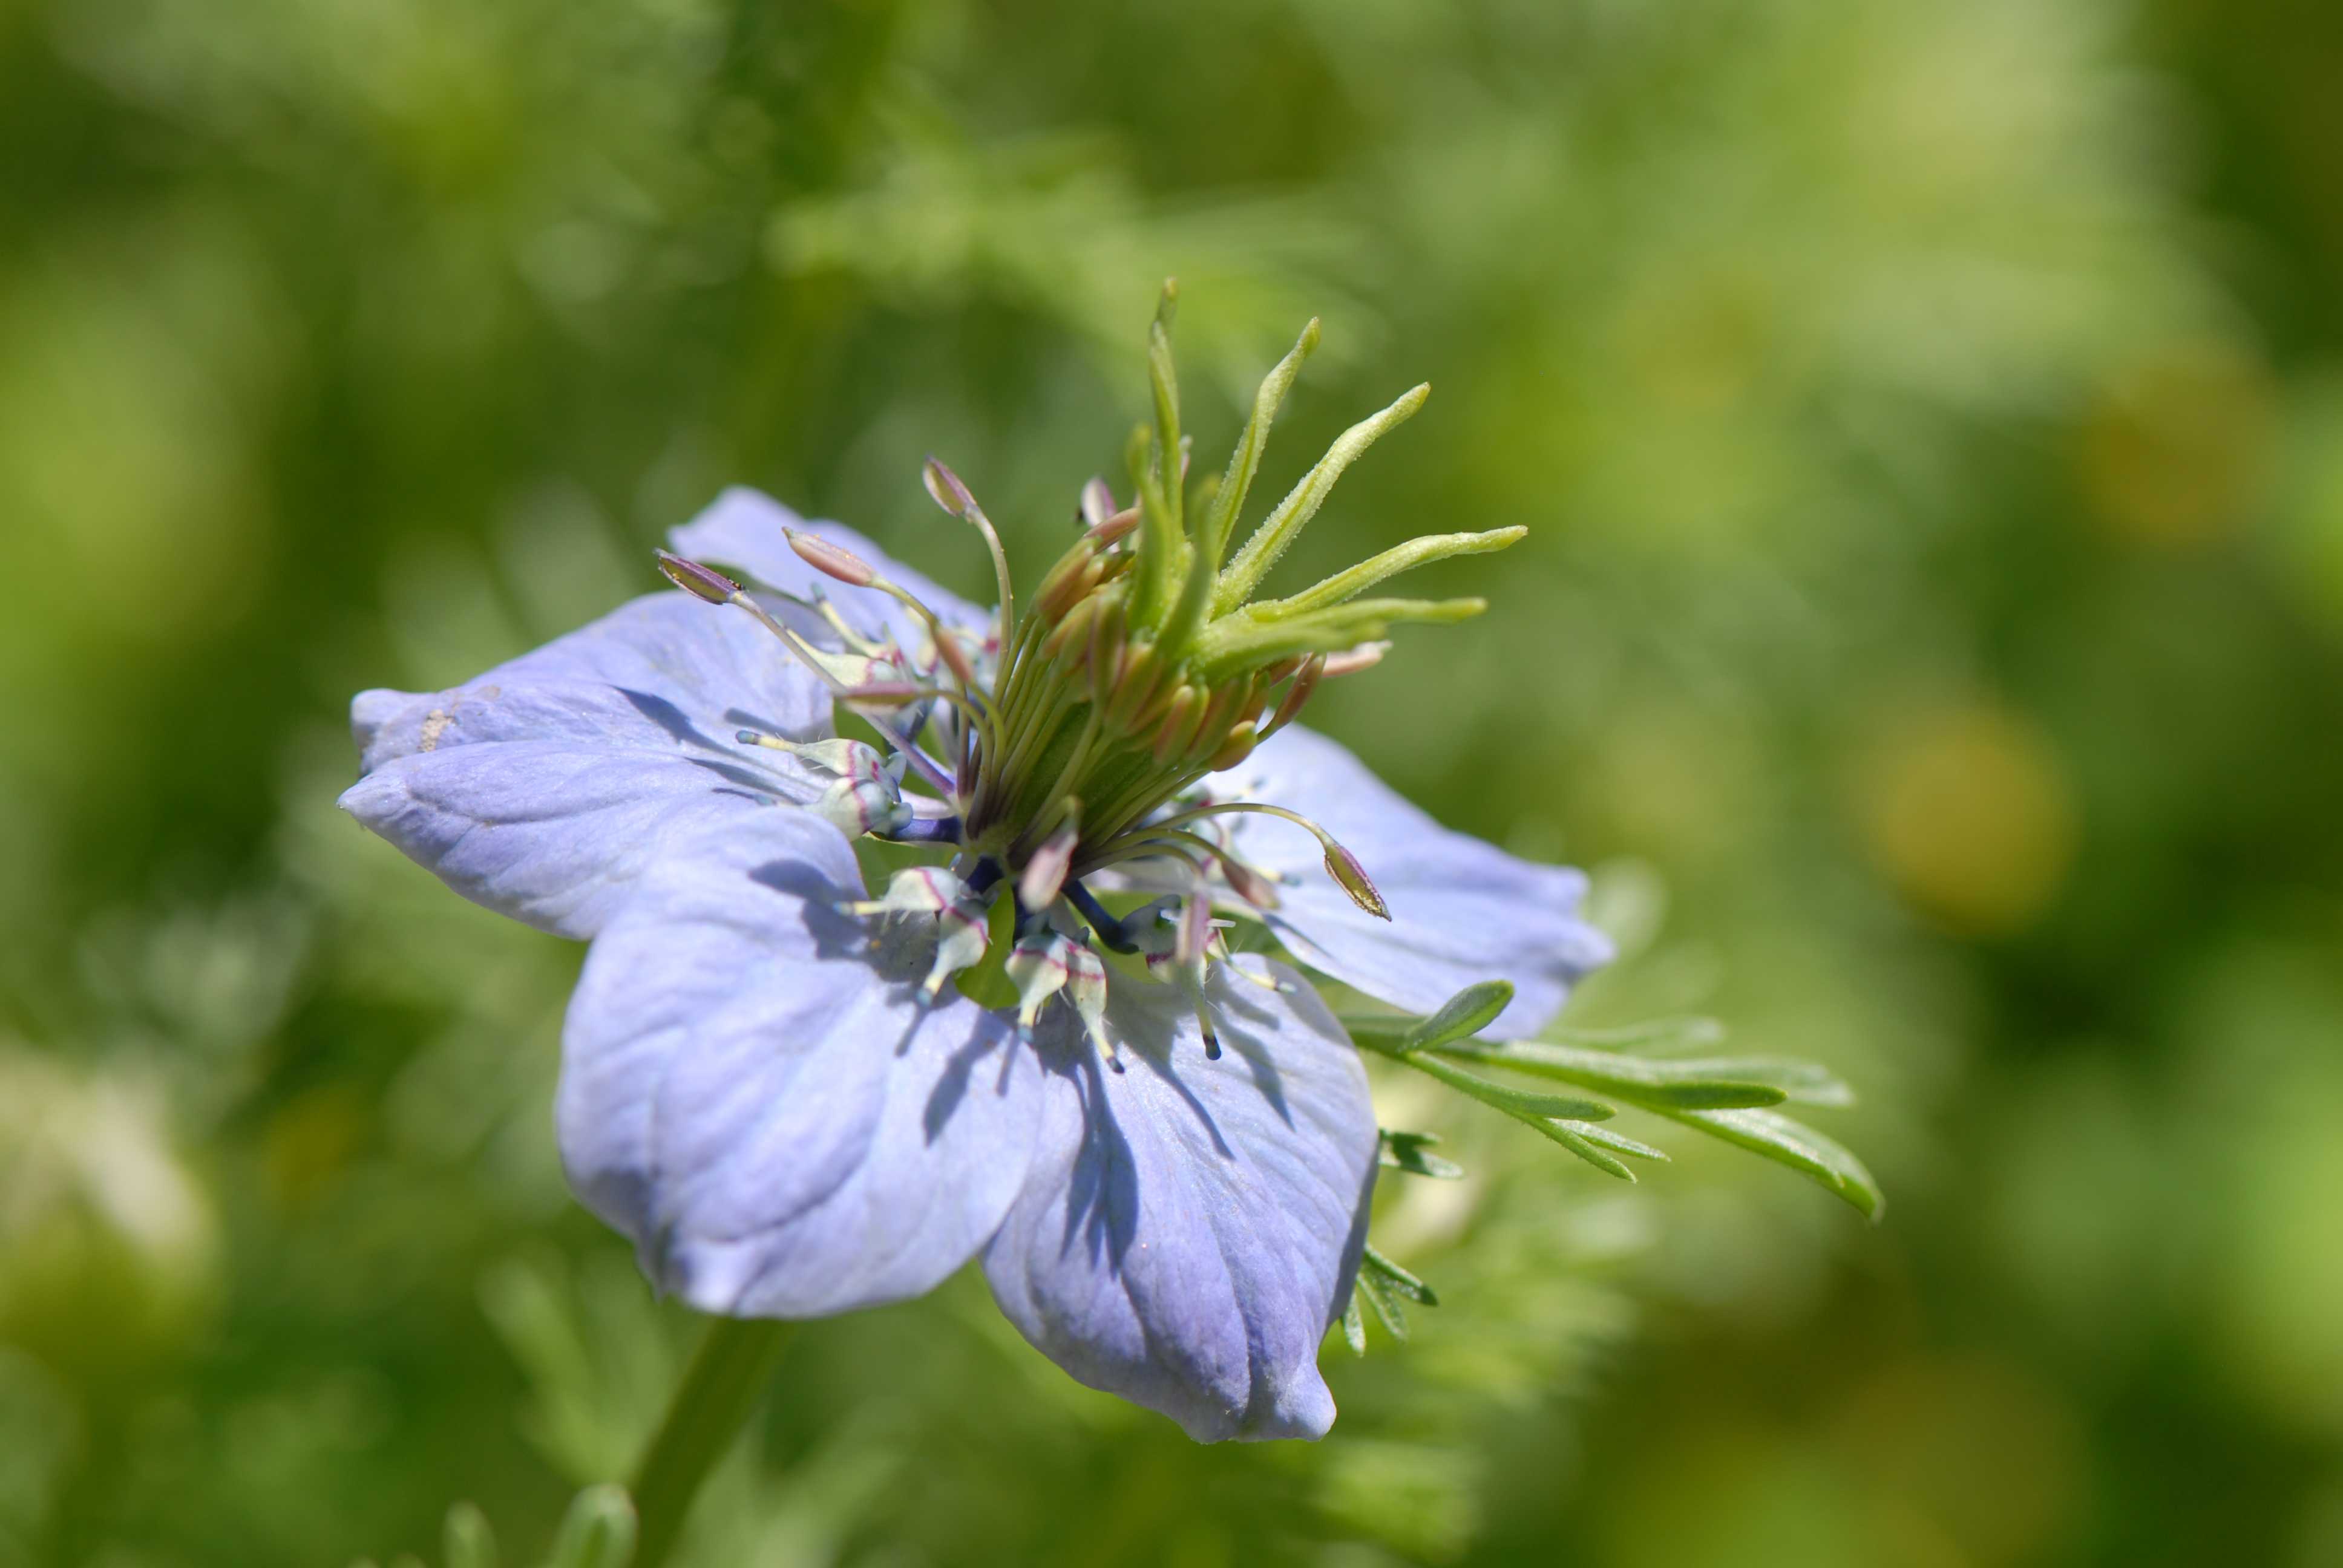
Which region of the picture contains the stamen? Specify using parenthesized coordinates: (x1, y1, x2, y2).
(920, 897, 992, 1002)
(784, 528, 983, 697)
(923, 457, 1017, 656)
(657, 552, 740, 604)
(1062, 938, 1121, 1071)
(807, 589, 886, 656)
(663, 566, 962, 802)
(1205, 725, 1257, 772)
(1175, 890, 1213, 967)
(1256, 654, 1325, 743)
(1320, 641, 1391, 678)
(1129, 896, 1225, 1061)
(1095, 828, 1276, 912)
(1087, 506, 1140, 547)
(1138, 801, 1391, 920)
(1004, 929, 1073, 1040)
(785, 530, 879, 587)
(838, 866, 968, 919)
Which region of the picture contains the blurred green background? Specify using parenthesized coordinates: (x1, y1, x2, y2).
(5, 0, 2342, 1563)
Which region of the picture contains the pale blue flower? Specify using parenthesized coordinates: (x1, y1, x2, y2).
(342, 331, 1610, 1440)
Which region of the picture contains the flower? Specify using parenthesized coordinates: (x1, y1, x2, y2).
(341, 305, 1609, 1440)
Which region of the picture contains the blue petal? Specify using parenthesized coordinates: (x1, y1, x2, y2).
(1215, 725, 1613, 1039)
(983, 959, 1378, 1442)
(341, 591, 832, 939)
(667, 487, 992, 647)
(559, 809, 1046, 1316)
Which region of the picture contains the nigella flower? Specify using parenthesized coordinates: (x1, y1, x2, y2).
(341, 297, 1610, 1441)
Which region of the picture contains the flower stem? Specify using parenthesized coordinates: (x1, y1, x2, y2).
(629, 1316, 797, 1568)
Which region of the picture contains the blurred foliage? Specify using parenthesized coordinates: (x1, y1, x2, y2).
(2, 0, 2341, 1564)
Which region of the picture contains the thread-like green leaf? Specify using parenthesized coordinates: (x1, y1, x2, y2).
(1353, 1270, 1408, 1342)
(1435, 1037, 1789, 1110)
(1685, 1056, 1856, 1108)
(1362, 1244, 1440, 1306)
(1544, 1016, 1727, 1052)
(1658, 1106, 1884, 1220)
(1378, 1129, 1465, 1179)
(1564, 1122, 1670, 1162)
(1401, 980, 1515, 1052)
(1542, 1122, 1636, 1180)
(1401, 1048, 1615, 1121)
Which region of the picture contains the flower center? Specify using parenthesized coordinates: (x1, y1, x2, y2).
(661, 286, 1527, 1057)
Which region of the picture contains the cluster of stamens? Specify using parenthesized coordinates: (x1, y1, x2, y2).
(658, 286, 1525, 1066)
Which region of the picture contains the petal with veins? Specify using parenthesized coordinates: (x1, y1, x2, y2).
(984, 958, 1377, 1442)
(341, 590, 832, 939)
(1211, 725, 1613, 1039)
(560, 809, 1046, 1316)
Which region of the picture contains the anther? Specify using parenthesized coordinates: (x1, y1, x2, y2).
(1324, 841, 1389, 920)
(1320, 641, 1391, 678)
(1018, 814, 1081, 910)
(1218, 855, 1282, 911)
(1101, 644, 1162, 730)
(1262, 654, 1325, 739)
(1032, 540, 1103, 622)
(1080, 478, 1115, 528)
(1040, 595, 1100, 662)
(785, 529, 879, 587)
(655, 552, 740, 604)
(1005, 929, 1074, 1040)
(1149, 685, 1201, 763)
(1063, 938, 1121, 1071)
(1088, 506, 1141, 546)
(1206, 724, 1257, 772)
(920, 897, 992, 1002)
(922, 457, 979, 518)
(839, 866, 968, 919)
(921, 457, 1017, 651)
(1175, 891, 1213, 968)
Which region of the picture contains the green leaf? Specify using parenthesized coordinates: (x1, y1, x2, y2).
(1340, 1292, 1367, 1356)
(445, 1503, 498, 1568)
(1434, 1038, 1789, 1110)
(1686, 1056, 1856, 1108)
(546, 1485, 637, 1568)
(1381, 1046, 1613, 1120)
(1362, 1244, 1439, 1307)
(1378, 1129, 1464, 1179)
(1544, 1016, 1726, 1052)
(1657, 1106, 1884, 1220)
(1565, 1122, 1671, 1163)
(1542, 1123, 1636, 1181)
(1353, 1270, 1408, 1342)
(1400, 980, 1515, 1052)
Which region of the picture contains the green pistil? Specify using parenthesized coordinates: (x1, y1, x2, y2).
(954, 285, 1524, 886)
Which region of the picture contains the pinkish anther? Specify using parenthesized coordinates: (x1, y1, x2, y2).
(785, 529, 879, 587)
(656, 551, 740, 605)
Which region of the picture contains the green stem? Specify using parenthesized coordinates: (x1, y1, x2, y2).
(629, 1316, 797, 1568)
